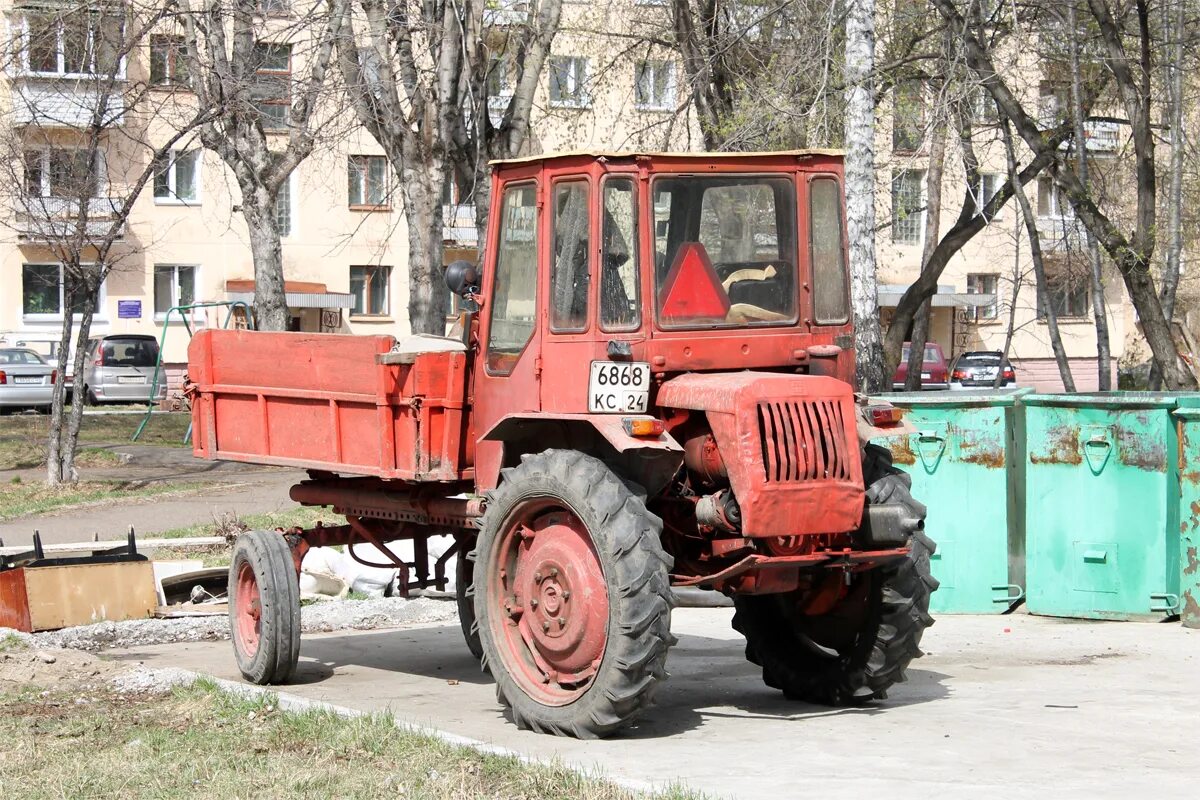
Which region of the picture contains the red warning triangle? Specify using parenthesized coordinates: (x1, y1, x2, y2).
(659, 242, 731, 323)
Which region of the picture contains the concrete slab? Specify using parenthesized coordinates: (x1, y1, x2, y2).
(108, 609, 1200, 799)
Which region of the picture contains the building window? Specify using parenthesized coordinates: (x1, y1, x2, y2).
(276, 172, 294, 236)
(252, 42, 291, 129)
(549, 56, 590, 108)
(972, 86, 998, 125)
(257, 0, 290, 14)
(972, 172, 1002, 221)
(635, 60, 675, 111)
(23, 148, 101, 198)
(21, 10, 122, 76)
(149, 35, 188, 86)
(892, 80, 925, 153)
(348, 155, 389, 208)
(21, 263, 105, 318)
(967, 273, 999, 322)
(154, 264, 196, 315)
(153, 150, 199, 204)
(891, 169, 924, 245)
(1037, 176, 1071, 217)
(350, 265, 390, 316)
(1039, 261, 1090, 319)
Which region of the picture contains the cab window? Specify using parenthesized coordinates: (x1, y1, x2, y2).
(652, 175, 798, 328)
(600, 177, 640, 331)
(550, 180, 590, 332)
(486, 183, 538, 374)
(810, 177, 849, 324)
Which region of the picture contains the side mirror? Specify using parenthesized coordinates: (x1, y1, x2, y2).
(445, 260, 479, 297)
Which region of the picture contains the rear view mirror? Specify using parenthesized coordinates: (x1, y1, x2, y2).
(445, 260, 479, 297)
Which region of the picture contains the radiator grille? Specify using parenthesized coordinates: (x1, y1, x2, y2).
(756, 400, 853, 482)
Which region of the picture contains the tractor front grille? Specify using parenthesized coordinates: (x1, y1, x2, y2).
(756, 400, 853, 482)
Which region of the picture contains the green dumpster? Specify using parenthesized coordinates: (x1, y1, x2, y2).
(872, 390, 1028, 614)
(1172, 407, 1200, 628)
(1024, 393, 1181, 621)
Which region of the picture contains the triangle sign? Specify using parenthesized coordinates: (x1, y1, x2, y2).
(659, 242, 731, 323)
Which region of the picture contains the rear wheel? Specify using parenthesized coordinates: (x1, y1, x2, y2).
(732, 444, 937, 704)
(474, 450, 674, 738)
(456, 541, 483, 659)
(228, 530, 302, 685)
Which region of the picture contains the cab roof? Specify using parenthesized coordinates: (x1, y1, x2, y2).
(490, 149, 844, 167)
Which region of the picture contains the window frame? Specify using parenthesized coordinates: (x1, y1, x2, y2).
(153, 148, 201, 205)
(598, 174, 642, 333)
(549, 177, 593, 334)
(966, 272, 1000, 323)
(891, 79, 926, 154)
(549, 56, 590, 109)
(16, 10, 127, 79)
(348, 154, 390, 210)
(485, 180, 540, 376)
(349, 264, 391, 318)
(252, 42, 292, 129)
(153, 263, 199, 320)
(149, 34, 188, 87)
(890, 168, 925, 245)
(1038, 265, 1090, 320)
(21, 262, 108, 323)
(276, 170, 296, 237)
(23, 146, 107, 199)
(635, 60, 676, 111)
(808, 174, 850, 325)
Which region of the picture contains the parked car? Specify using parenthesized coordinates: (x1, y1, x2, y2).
(0, 332, 73, 390)
(950, 350, 1017, 390)
(0, 348, 56, 412)
(79, 335, 168, 405)
(891, 341, 950, 390)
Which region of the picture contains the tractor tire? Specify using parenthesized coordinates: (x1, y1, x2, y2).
(456, 541, 483, 660)
(228, 530, 302, 685)
(473, 450, 674, 738)
(732, 444, 937, 705)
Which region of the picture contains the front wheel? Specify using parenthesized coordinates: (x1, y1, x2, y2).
(228, 530, 302, 684)
(474, 450, 674, 738)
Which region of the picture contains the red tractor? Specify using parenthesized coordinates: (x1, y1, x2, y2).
(187, 150, 936, 739)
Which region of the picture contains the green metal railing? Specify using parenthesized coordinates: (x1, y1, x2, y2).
(131, 301, 253, 443)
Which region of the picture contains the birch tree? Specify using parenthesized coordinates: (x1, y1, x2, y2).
(0, 0, 212, 483)
(180, 0, 345, 331)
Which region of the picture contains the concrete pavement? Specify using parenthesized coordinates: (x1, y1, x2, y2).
(108, 609, 1200, 799)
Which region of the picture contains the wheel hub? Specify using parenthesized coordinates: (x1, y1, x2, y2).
(234, 562, 261, 657)
(495, 509, 609, 704)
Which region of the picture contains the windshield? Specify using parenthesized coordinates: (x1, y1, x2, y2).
(652, 175, 797, 329)
(100, 338, 158, 367)
(902, 345, 941, 363)
(0, 349, 46, 365)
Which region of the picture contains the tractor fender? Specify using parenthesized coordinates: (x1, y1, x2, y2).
(480, 413, 684, 496)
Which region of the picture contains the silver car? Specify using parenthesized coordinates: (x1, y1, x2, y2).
(0, 348, 56, 411)
(80, 335, 168, 405)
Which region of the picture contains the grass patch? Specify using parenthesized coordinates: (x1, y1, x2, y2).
(0, 440, 123, 471)
(0, 410, 191, 461)
(0, 632, 28, 652)
(0, 680, 702, 799)
(0, 479, 207, 521)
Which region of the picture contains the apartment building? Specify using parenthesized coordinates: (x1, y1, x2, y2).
(0, 0, 1151, 392)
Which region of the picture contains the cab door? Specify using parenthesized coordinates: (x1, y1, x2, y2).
(473, 177, 543, 489)
(540, 171, 648, 416)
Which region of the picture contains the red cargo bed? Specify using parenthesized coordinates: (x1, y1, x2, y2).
(187, 329, 470, 481)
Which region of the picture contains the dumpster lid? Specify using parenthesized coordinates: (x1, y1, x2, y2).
(1022, 391, 1181, 409)
(872, 387, 1030, 408)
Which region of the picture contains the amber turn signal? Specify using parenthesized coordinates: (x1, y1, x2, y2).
(622, 417, 666, 437)
(865, 405, 904, 426)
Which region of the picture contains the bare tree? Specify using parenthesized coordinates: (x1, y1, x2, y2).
(0, 0, 213, 483)
(180, 0, 345, 331)
(931, 0, 1197, 389)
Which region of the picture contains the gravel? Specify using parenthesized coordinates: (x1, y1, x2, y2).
(24, 596, 459, 652)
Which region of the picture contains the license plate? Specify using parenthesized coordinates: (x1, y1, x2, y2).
(12, 376, 40, 385)
(117, 376, 145, 385)
(588, 361, 650, 413)
(921, 372, 932, 380)
(982, 368, 998, 379)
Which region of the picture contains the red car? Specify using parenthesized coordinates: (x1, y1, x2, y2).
(891, 341, 949, 390)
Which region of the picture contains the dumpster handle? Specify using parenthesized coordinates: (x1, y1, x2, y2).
(916, 431, 947, 473)
(992, 584, 1025, 604)
(1083, 436, 1112, 474)
(1150, 593, 1180, 614)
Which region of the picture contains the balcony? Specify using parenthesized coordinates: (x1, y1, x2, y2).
(1036, 215, 1087, 253)
(16, 197, 125, 241)
(483, 0, 529, 26)
(443, 204, 478, 247)
(10, 76, 126, 128)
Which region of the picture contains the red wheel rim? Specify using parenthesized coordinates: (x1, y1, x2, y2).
(234, 562, 262, 658)
(490, 502, 609, 706)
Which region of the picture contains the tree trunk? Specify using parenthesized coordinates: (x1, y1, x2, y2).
(45, 293, 77, 485)
(994, 208, 1023, 389)
(1068, 2, 1111, 389)
(904, 116, 945, 391)
(242, 187, 289, 331)
(403, 164, 448, 335)
(46, 277, 100, 485)
(844, 0, 884, 393)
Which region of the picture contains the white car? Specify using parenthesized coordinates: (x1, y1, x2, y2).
(0, 348, 56, 411)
